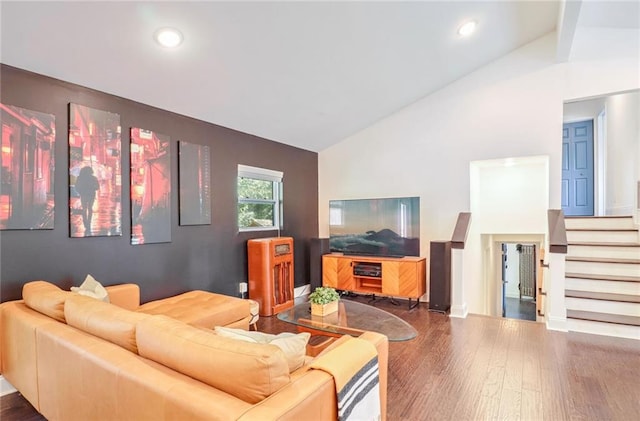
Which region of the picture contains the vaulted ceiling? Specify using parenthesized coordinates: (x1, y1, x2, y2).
(1, 1, 637, 152)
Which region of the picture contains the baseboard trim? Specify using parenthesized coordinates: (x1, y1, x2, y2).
(546, 315, 568, 332)
(450, 303, 468, 318)
(0, 375, 17, 397)
(294, 284, 311, 298)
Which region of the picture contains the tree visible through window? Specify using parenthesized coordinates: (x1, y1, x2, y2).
(238, 165, 283, 231)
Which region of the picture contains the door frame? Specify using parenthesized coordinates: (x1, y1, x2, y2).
(595, 109, 606, 216)
(563, 104, 607, 216)
(562, 119, 595, 216)
(501, 243, 507, 318)
(481, 233, 545, 320)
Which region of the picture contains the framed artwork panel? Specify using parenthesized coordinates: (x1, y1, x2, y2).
(0, 104, 56, 230)
(130, 127, 171, 244)
(69, 103, 122, 237)
(178, 141, 211, 225)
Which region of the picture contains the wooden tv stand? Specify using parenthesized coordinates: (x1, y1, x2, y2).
(322, 253, 426, 307)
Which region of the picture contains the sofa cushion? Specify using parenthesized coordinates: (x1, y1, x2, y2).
(136, 290, 250, 329)
(64, 294, 150, 354)
(136, 315, 290, 404)
(214, 326, 310, 372)
(70, 274, 110, 303)
(103, 284, 140, 310)
(23, 281, 72, 323)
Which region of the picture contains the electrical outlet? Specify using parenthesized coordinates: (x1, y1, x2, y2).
(239, 282, 248, 294)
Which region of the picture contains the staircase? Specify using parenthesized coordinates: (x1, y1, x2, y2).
(564, 215, 640, 340)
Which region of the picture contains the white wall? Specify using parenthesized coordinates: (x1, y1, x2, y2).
(562, 90, 640, 217)
(318, 28, 640, 315)
(469, 155, 548, 314)
(319, 33, 563, 242)
(605, 91, 640, 215)
(563, 98, 605, 122)
(505, 243, 520, 298)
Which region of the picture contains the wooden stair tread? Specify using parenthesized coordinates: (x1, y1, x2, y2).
(566, 228, 638, 232)
(565, 290, 640, 303)
(565, 256, 640, 264)
(565, 273, 640, 283)
(566, 310, 640, 327)
(568, 241, 640, 247)
(565, 216, 633, 219)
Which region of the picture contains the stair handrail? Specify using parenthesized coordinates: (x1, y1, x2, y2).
(548, 209, 568, 254)
(451, 212, 472, 249)
(449, 212, 471, 318)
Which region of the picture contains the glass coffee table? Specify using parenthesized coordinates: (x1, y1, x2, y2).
(277, 299, 417, 350)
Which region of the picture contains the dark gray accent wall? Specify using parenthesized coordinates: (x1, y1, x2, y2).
(0, 65, 318, 303)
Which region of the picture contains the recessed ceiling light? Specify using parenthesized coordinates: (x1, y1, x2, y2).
(154, 28, 183, 48)
(457, 20, 477, 37)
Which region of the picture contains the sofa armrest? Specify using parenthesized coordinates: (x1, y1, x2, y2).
(239, 331, 389, 421)
(0, 302, 4, 374)
(105, 284, 140, 310)
(359, 331, 388, 420)
(237, 370, 338, 421)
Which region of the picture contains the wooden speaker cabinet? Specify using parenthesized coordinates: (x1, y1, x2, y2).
(309, 238, 330, 290)
(248, 237, 294, 316)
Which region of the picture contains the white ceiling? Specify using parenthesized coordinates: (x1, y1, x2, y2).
(0, 1, 635, 152)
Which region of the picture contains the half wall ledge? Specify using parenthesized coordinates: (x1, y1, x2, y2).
(548, 209, 568, 254)
(451, 212, 471, 249)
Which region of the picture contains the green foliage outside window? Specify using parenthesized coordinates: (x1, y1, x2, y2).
(238, 177, 273, 200)
(238, 203, 274, 228)
(238, 176, 281, 229)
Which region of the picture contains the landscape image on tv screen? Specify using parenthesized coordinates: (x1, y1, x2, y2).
(329, 197, 420, 257)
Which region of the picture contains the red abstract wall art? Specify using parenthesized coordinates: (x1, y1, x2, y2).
(69, 104, 122, 237)
(0, 104, 56, 230)
(130, 128, 171, 244)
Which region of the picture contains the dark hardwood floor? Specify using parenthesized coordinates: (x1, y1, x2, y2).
(0, 391, 46, 421)
(2, 297, 639, 420)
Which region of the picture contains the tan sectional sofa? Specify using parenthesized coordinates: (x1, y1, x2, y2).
(0, 281, 388, 420)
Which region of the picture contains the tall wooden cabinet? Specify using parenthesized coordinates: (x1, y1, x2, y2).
(322, 253, 426, 301)
(248, 237, 294, 316)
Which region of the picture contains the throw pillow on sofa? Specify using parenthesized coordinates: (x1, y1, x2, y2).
(214, 326, 310, 372)
(71, 274, 110, 303)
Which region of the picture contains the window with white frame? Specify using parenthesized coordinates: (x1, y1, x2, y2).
(237, 164, 283, 231)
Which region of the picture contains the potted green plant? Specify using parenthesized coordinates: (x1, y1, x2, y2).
(308, 286, 340, 316)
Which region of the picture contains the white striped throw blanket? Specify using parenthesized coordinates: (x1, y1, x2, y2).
(310, 337, 381, 421)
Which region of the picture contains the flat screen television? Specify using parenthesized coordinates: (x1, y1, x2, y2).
(329, 197, 420, 258)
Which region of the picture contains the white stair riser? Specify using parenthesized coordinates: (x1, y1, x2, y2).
(566, 230, 639, 243)
(567, 245, 640, 260)
(565, 278, 640, 295)
(565, 297, 640, 317)
(567, 318, 640, 340)
(568, 244, 640, 259)
(565, 260, 640, 277)
(565, 217, 636, 230)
